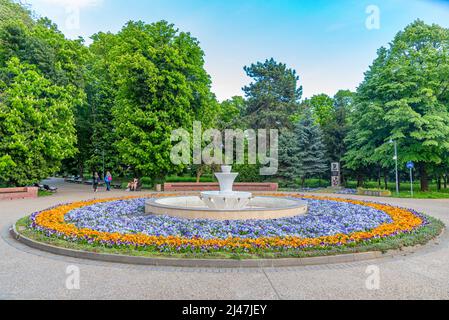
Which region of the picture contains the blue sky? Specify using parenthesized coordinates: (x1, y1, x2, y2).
(24, 0, 449, 101)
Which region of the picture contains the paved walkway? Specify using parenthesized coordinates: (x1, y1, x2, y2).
(1, 179, 448, 300)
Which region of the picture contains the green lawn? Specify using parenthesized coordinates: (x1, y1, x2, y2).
(38, 190, 54, 197)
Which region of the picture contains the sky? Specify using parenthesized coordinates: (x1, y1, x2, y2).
(22, 0, 449, 101)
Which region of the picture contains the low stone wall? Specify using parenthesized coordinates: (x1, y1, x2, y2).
(0, 187, 38, 200)
(357, 188, 392, 197)
(164, 182, 278, 192)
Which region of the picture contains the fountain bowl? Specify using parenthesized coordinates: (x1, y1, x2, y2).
(145, 196, 308, 221)
(201, 191, 253, 210)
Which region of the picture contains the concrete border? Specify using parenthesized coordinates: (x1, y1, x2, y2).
(10, 224, 443, 268)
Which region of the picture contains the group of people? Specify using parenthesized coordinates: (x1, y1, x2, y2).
(91, 171, 139, 193)
(92, 171, 113, 193)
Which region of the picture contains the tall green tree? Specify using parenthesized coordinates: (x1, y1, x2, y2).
(308, 94, 334, 127)
(321, 90, 354, 162)
(279, 108, 327, 187)
(218, 96, 246, 129)
(243, 58, 302, 129)
(0, 1, 86, 184)
(0, 58, 77, 186)
(106, 21, 218, 180)
(344, 20, 449, 191)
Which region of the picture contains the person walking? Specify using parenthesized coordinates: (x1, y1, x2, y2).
(105, 171, 112, 191)
(93, 172, 100, 193)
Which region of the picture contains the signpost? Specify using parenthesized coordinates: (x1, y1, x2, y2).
(331, 162, 341, 187)
(406, 161, 414, 197)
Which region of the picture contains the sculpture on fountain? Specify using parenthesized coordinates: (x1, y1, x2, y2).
(200, 166, 252, 210)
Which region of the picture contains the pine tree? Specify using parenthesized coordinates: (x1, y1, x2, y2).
(279, 109, 328, 187)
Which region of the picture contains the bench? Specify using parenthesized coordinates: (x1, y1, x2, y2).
(163, 182, 278, 192)
(0, 187, 38, 200)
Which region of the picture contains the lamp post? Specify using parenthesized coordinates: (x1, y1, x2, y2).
(389, 139, 399, 194)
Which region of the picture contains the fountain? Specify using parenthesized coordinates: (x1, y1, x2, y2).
(145, 166, 308, 220)
(200, 166, 252, 210)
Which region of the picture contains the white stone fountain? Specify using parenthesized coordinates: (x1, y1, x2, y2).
(200, 166, 252, 210)
(145, 166, 308, 221)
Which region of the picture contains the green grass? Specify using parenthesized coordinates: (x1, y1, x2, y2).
(38, 190, 54, 197)
(282, 179, 449, 199)
(15, 214, 445, 260)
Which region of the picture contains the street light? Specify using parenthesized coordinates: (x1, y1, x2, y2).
(389, 139, 399, 194)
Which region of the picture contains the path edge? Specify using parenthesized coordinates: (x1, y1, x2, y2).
(10, 224, 444, 268)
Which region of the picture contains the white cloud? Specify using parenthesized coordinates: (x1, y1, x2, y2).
(36, 0, 103, 9)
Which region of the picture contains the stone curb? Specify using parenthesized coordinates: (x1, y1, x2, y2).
(10, 224, 444, 268)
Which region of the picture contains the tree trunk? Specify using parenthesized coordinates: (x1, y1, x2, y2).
(196, 166, 203, 183)
(377, 167, 381, 189)
(384, 169, 388, 190)
(444, 174, 448, 189)
(419, 163, 429, 192)
(78, 163, 84, 179)
(357, 174, 364, 188)
(437, 176, 441, 191)
(301, 176, 306, 188)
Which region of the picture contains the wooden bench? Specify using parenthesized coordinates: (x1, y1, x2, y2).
(0, 187, 38, 200)
(163, 182, 278, 192)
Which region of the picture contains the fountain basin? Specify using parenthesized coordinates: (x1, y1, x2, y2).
(145, 196, 308, 220)
(201, 191, 253, 210)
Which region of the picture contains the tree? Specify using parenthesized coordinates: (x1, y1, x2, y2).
(0, 58, 77, 186)
(107, 21, 218, 180)
(279, 108, 328, 187)
(320, 90, 354, 184)
(0, 10, 90, 178)
(344, 20, 449, 191)
(308, 94, 334, 127)
(0, 0, 33, 28)
(217, 96, 246, 129)
(243, 58, 302, 130)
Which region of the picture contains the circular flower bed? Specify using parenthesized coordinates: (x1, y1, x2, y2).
(26, 194, 430, 256)
(64, 198, 392, 239)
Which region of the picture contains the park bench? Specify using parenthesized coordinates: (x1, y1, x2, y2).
(163, 182, 278, 192)
(33, 183, 57, 193)
(0, 187, 38, 200)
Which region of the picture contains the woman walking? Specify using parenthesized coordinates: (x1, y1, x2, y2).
(105, 171, 112, 191)
(93, 172, 100, 193)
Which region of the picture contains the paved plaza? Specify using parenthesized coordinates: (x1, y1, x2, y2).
(1, 179, 448, 300)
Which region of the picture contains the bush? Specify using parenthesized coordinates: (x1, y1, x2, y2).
(140, 177, 153, 185)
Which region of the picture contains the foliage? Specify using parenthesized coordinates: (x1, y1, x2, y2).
(0, 58, 77, 185)
(242, 58, 302, 129)
(217, 96, 246, 129)
(344, 20, 449, 191)
(307, 94, 334, 127)
(101, 21, 218, 180)
(321, 90, 355, 163)
(0, 2, 89, 184)
(279, 109, 328, 187)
